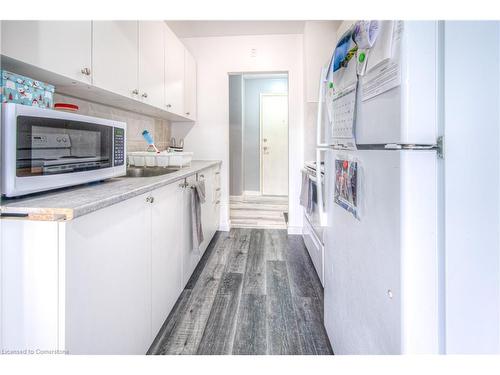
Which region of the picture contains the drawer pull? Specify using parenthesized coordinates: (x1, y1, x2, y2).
(215, 200, 220, 204)
(216, 188, 221, 192)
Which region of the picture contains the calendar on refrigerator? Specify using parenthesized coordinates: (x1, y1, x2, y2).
(331, 81, 357, 150)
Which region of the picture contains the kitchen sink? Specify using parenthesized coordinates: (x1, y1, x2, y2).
(126, 166, 180, 178)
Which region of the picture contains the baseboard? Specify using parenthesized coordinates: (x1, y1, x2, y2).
(287, 226, 303, 235)
(218, 221, 231, 232)
(243, 190, 261, 196)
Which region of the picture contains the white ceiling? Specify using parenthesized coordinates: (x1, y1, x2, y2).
(166, 21, 306, 38)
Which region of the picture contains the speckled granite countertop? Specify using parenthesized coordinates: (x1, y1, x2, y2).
(0, 160, 221, 221)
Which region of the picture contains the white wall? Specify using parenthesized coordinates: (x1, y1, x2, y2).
(444, 21, 500, 354)
(171, 34, 304, 233)
(302, 21, 339, 162)
(229, 74, 243, 196)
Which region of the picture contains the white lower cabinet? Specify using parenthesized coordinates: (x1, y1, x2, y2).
(151, 183, 183, 337)
(65, 192, 152, 355)
(0, 167, 221, 354)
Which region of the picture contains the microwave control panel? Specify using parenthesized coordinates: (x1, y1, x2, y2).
(113, 127, 125, 166)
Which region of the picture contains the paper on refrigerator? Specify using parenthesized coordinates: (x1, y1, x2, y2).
(365, 20, 395, 73)
(361, 21, 403, 102)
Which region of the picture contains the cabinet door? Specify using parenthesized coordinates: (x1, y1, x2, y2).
(164, 24, 185, 116)
(184, 48, 197, 120)
(65, 193, 152, 354)
(151, 183, 183, 338)
(213, 166, 221, 231)
(1, 21, 92, 83)
(92, 21, 138, 99)
(138, 21, 165, 108)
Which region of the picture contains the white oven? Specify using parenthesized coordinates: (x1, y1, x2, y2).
(302, 161, 326, 285)
(1, 103, 126, 197)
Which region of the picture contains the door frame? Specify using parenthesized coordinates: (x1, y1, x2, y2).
(259, 92, 289, 196)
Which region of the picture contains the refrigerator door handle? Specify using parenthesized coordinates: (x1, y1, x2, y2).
(316, 148, 328, 226)
(317, 66, 329, 148)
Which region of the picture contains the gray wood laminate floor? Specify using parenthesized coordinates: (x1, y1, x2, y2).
(148, 229, 333, 355)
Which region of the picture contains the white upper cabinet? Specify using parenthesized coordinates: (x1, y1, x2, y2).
(138, 21, 165, 109)
(184, 48, 197, 121)
(1, 21, 92, 84)
(1, 21, 196, 121)
(92, 21, 139, 99)
(164, 24, 185, 116)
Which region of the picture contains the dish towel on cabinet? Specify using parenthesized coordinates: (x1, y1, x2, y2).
(300, 170, 314, 215)
(191, 180, 206, 253)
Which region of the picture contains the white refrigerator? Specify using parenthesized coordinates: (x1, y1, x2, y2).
(320, 21, 442, 354)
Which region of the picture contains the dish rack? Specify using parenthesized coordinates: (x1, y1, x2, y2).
(128, 151, 193, 168)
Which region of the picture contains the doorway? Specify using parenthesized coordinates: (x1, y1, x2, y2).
(260, 93, 288, 196)
(228, 73, 289, 229)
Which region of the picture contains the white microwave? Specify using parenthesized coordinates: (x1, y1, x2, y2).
(1, 103, 126, 197)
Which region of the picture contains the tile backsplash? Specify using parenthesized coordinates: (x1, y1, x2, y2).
(54, 94, 171, 152)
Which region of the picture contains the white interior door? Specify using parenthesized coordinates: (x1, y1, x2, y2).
(261, 94, 288, 196)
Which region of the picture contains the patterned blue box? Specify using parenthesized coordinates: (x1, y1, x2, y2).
(1, 70, 55, 108)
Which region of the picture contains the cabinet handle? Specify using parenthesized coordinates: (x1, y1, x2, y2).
(215, 171, 220, 175)
(166, 104, 172, 108)
(215, 200, 220, 204)
(146, 196, 154, 204)
(132, 89, 139, 95)
(142, 92, 148, 98)
(216, 188, 221, 192)
(185, 112, 190, 116)
(81, 67, 91, 76)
